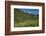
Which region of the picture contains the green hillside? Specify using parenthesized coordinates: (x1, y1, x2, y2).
(14, 8, 39, 27)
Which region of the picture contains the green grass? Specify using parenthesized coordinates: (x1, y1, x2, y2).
(14, 19, 39, 27)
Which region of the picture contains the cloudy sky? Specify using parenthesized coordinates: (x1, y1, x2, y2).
(20, 9, 39, 15)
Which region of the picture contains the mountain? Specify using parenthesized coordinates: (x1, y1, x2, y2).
(14, 8, 38, 22)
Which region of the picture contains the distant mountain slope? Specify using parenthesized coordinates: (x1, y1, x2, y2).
(14, 8, 38, 22)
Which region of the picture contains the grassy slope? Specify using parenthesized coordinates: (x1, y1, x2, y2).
(14, 9, 39, 27)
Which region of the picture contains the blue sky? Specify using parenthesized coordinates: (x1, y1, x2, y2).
(20, 9, 39, 15)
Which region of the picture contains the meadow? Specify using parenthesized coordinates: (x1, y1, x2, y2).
(14, 8, 39, 27)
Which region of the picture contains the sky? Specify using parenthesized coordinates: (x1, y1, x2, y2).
(20, 9, 39, 15)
